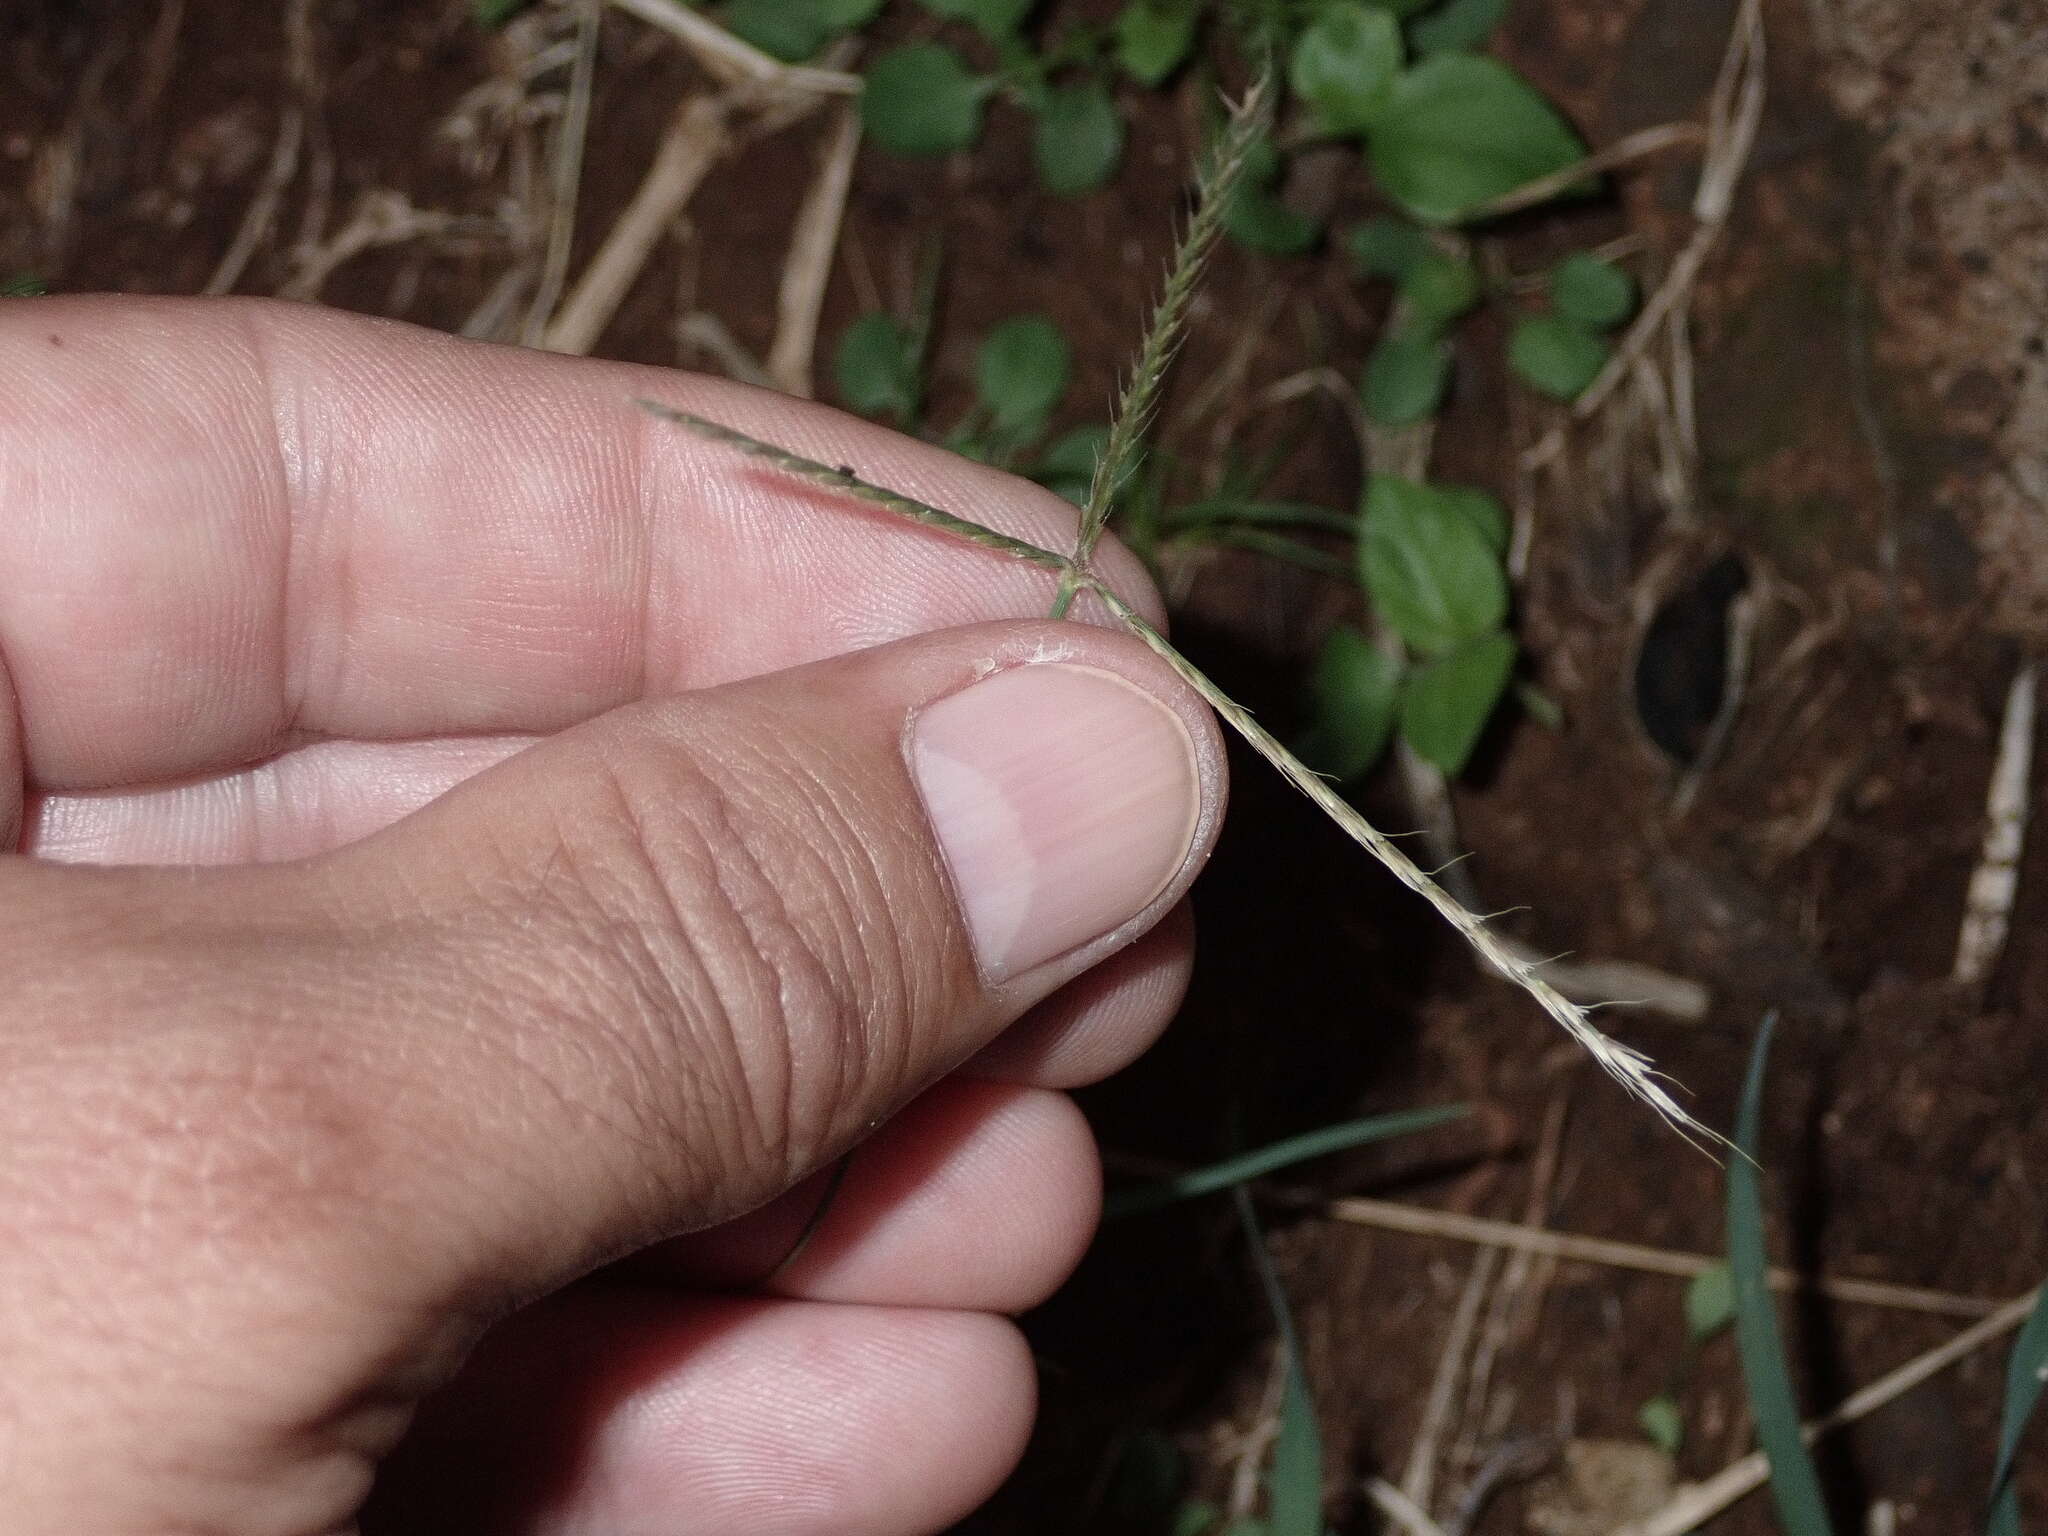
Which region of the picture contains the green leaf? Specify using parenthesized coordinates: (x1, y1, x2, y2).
(1638, 1395, 1684, 1456)
(1359, 475, 1508, 654)
(1686, 1262, 1736, 1342)
(819, 0, 887, 21)
(1290, 2, 1404, 137)
(1550, 251, 1637, 329)
(1729, 1013, 1836, 1536)
(1366, 53, 1590, 224)
(1227, 189, 1322, 255)
(862, 44, 990, 157)
(1235, 1189, 1323, 1536)
(1988, 1283, 2048, 1535)
(1509, 313, 1610, 400)
(1302, 626, 1403, 782)
(976, 315, 1072, 436)
(1034, 80, 1126, 196)
(1400, 629, 1515, 773)
(1107, 1104, 1466, 1217)
(472, 0, 532, 25)
(1116, 1, 1200, 87)
(1035, 423, 1108, 479)
(1362, 331, 1451, 427)
(1438, 483, 1508, 553)
(920, 0, 1036, 40)
(1103, 1431, 1189, 1523)
(1347, 216, 1432, 281)
(1409, 0, 1511, 54)
(833, 313, 920, 422)
(1031, 423, 1108, 503)
(1, 273, 48, 297)
(1401, 250, 1481, 335)
(723, 0, 833, 61)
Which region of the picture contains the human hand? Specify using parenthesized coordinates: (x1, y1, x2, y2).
(0, 297, 1224, 1535)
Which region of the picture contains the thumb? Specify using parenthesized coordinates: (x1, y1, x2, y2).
(0, 619, 1219, 1528)
(309, 618, 1221, 1285)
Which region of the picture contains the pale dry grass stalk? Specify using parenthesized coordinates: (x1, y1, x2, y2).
(1953, 660, 2037, 985)
(521, 0, 601, 346)
(1366, 1477, 1450, 1536)
(205, 0, 312, 295)
(607, 0, 861, 95)
(1458, 120, 1703, 224)
(543, 94, 734, 356)
(767, 101, 862, 397)
(1401, 1246, 1499, 1515)
(1616, 1289, 2040, 1536)
(1103, 1149, 2003, 1317)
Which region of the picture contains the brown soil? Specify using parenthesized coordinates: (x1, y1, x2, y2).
(6, 1, 2047, 1532)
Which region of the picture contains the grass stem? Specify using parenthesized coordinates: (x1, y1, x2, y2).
(636, 398, 1722, 1147)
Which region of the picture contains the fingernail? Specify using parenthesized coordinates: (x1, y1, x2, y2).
(910, 663, 1202, 982)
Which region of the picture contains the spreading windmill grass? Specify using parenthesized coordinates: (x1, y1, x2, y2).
(636, 81, 1718, 1150)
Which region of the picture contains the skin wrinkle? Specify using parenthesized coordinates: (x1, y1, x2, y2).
(491, 759, 761, 1225)
(768, 748, 918, 1155)
(576, 735, 804, 1195)
(679, 750, 845, 1190)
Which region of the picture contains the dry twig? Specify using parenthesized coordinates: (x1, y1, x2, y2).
(1615, 1290, 2039, 1536)
(1366, 1477, 1451, 1536)
(521, 0, 600, 345)
(606, 0, 860, 95)
(767, 100, 861, 397)
(543, 94, 735, 355)
(206, 0, 313, 295)
(1954, 660, 2038, 986)
(1460, 121, 1704, 224)
(1402, 1246, 1500, 1514)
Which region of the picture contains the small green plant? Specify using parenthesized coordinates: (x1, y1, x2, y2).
(832, 303, 1099, 478)
(1636, 1261, 1734, 1455)
(1510, 250, 1638, 400)
(1, 273, 47, 297)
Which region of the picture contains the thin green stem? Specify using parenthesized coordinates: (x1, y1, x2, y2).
(1173, 526, 1354, 582)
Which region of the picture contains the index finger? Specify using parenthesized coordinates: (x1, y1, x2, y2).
(0, 296, 1159, 791)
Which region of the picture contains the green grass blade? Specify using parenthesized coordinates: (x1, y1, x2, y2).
(1105, 1105, 1468, 1219)
(1987, 1282, 2048, 1533)
(1729, 1012, 1835, 1536)
(1234, 1184, 1323, 1536)
(1165, 499, 1360, 535)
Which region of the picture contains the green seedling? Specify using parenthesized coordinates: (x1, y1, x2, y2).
(1510, 250, 1638, 400)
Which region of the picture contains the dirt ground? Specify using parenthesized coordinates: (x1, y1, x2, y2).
(6, 0, 2047, 1531)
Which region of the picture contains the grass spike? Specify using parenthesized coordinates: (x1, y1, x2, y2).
(1050, 73, 1275, 617)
